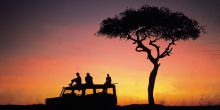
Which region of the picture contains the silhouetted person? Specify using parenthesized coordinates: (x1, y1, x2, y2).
(103, 74, 112, 93)
(85, 73, 93, 86)
(105, 74, 112, 85)
(69, 72, 82, 87)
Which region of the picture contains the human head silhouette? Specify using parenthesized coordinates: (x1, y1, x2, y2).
(76, 72, 80, 76)
(87, 73, 90, 76)
(107, 74, 109, 77)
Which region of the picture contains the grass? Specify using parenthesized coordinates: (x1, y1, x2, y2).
(0, 104, 220, 110)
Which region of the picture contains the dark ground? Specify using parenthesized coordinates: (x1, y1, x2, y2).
(0, 104, 220, 110)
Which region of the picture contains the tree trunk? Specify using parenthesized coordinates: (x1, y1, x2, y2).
(148, 63, 160, 105)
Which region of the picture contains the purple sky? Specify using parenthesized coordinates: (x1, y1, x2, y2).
(1, 0, 220, 56)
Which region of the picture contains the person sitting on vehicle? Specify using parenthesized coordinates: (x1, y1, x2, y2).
(85, 73, 93, 86)
(104, 74, 112, 85)
(103, 74, 112, 93)
(69, 72, 82, 87)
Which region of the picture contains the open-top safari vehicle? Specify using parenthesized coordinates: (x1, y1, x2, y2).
(46, 84, 117, 109)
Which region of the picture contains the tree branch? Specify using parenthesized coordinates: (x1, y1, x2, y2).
(138, 42, 156, 63)
(134, 31, 158, 63)
(159, 39, 177, 58)
(149, 38, 160, 58)
(126, 31, 157, 64)
(135, 46, 146, 52)
(140, 32, 147, 42)
(127, 34, 137, 44)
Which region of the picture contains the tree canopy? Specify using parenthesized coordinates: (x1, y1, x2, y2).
(97, 5, 204, 41)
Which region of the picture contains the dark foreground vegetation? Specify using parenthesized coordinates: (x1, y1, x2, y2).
(0, 104, 220, 110)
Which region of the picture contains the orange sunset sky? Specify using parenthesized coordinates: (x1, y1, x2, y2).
(0, 0, 220, 106)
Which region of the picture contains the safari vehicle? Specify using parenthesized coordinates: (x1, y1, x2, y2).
(45, 84, 117, 109)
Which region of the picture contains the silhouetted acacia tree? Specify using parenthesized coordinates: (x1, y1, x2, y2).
(97, 5, 204, 105)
